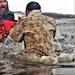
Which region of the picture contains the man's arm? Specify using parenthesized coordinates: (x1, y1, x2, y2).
(9, 18, 24, 42)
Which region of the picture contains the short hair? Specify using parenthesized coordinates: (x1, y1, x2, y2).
(26, 1, 41, 11)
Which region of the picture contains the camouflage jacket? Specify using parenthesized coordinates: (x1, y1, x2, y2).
(10, 10, 56, 57)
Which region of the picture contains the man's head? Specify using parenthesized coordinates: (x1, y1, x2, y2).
(0, 0, 8, 12)
(25, 1, 41, 16)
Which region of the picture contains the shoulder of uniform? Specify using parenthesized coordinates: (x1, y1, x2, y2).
(46, 15, 56, 25)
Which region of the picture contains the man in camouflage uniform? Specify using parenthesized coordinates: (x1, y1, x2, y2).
(9, 1, 56, 57)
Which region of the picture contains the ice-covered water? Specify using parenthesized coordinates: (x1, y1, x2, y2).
(0, 17, 75, 75)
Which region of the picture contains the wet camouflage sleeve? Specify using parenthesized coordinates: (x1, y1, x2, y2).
(9, 18, 26, 41)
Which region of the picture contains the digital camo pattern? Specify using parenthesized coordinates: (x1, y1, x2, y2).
(10, 10, 56, 57)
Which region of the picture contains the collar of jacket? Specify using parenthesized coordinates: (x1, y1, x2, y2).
(27, 10, 42, 18)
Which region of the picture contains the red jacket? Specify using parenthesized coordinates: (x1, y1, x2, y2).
(0, 20, 16, 35)
(0, 11, 18, 42)
(0, 20, 16, 42)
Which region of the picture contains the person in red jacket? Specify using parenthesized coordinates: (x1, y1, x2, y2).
(0, 0, 17, 42)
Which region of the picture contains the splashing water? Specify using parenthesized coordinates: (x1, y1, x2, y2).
(0, 18, 75, 62)
(0, 18, 75, 75)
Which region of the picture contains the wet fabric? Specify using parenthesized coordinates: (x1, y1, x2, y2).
(10, 10, 56, 57)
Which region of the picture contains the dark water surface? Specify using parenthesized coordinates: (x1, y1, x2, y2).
(0, 58, 52, 75)
(0, 58, 75, 75)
